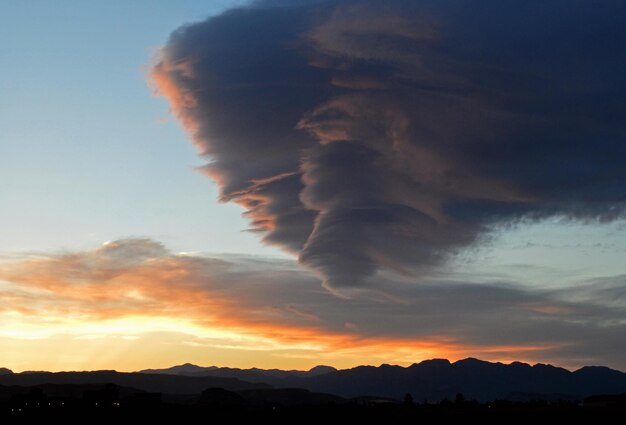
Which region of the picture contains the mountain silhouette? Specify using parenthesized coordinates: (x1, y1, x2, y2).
(137, 358, 626, 401)
(0, 370, 268, 397)
(2, 360, 625, 420)
(0, 382, 144, 401)
(3, 359, 626, 402)
(140, 364, 337, 382)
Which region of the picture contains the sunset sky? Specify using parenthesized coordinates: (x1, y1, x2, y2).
(1, 0, 625, 373)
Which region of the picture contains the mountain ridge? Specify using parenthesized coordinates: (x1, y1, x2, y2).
(139, 357, 624, 377)
(139, 363, 338, 382)
(137, 357, 626, 401)
(0, 370, 269, 396)
(2, 358, 625, 402)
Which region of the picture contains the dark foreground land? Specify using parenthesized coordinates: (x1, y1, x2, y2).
(2, 391, 625, 422)
(2, 403, 626, 422)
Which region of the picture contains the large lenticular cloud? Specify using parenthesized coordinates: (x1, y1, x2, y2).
(151, 0, 626, 290)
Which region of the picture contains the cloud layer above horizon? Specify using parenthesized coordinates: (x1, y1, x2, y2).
(151, 0, 626, 290)
(1, 238, 625, 371)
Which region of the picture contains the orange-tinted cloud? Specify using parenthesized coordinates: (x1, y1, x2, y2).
(2, 238, 625, 371)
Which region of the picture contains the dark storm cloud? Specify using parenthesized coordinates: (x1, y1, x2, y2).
(152, 0, 626, 290)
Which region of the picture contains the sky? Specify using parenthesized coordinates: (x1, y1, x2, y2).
(1, 0, 625, 373)
(0, 0, 264, 256)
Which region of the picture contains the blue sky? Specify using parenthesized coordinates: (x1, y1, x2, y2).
(0, 0, 280, 256)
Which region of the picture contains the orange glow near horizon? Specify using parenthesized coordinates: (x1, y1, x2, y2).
(0, 319, 558, 374)
(0, 240, 563, 373)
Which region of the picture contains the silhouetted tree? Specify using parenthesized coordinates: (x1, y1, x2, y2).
(455, 393, 465, 404)
(403, 393, 414, 405)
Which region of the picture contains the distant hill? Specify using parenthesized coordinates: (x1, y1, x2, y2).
(0, 382, 343, 408)
(140, 358, 626, 401)
(0, 382, 144, 402)
(0, 370, 268, 396)
(0, 368, 12, 376)
(3, 359, 626, 402)
(140, 363, 337, 382)
(276, 358, 626, 401)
